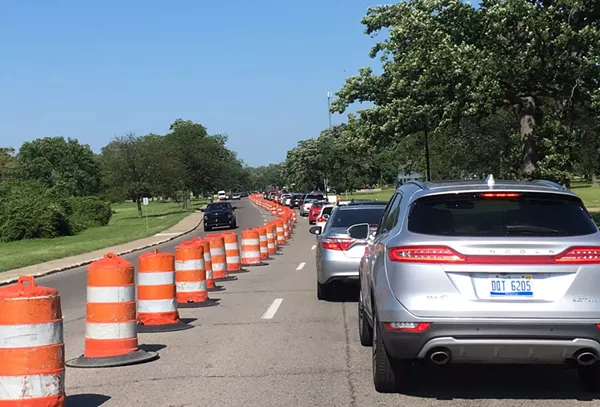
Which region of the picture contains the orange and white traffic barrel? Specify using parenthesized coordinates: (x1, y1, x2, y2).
(282, 217, 290, 241)
(194, 238, 223, 291)
(207, 235, 236, 281)
(67, 254, 158, 368)
(275, 219, 285, 246)
(0, 276, 66, 405)
(175, 241, 218, 308)
(137, 249, 193, 332)
(256, 226, 269, 260)
(265, 223, 277, 255)
(222, 232, 244, 273)
(241, 229, 263, 266)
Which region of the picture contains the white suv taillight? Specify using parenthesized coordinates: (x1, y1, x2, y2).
(388, 245, 600, 265)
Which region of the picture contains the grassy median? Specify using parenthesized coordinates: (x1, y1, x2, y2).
(348, 184, 600, 208)
(0, 200, 206, 273)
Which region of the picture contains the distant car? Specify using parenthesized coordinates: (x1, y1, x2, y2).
(231, 193, 241, 200)
(314, 204, 335, 231)
(281, 193, 292, 207)
(217, 190, 227, 201)
(300, 198, 318, 216)
(310, 204, 385, 300)
(290, 193, 304, 208)
(308, 201, 328, 225)
(358, 176, 600, 393)
(202, 202, 237, 232)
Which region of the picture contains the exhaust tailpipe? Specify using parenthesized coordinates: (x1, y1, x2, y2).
(575, 350, 597, 366)
(429, 349, 451, 365)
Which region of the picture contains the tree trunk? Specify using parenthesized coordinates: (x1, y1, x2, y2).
(519, 96, 537, 178)
(136, 197, 143, 217)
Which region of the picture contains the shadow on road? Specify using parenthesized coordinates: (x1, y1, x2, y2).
(66, 394, 111, 406)
(404, 364, 598, 401)
(139, 343, 167, 353)
(323, 283, 360, 303)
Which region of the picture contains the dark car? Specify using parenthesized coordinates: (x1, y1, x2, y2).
(290, 193, 304, 208)
(202, 202, 237, 232)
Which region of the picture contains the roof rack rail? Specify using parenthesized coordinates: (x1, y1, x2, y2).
(406, 180, 429, 190)
(530, 179, 565, 191)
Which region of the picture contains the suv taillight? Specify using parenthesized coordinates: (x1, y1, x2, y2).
(317, 216, 327, 222)
(320, 238, 355, 251)
(388, 246, 466, 263)
(388, 245, 600, 264)
(554, 247, 600, 264)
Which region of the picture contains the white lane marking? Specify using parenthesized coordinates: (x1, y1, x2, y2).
(262, 298, 283, 319)
(311, 245, 316, 251)
(155, 232, 181, 236)
(296, 262, 306, 271)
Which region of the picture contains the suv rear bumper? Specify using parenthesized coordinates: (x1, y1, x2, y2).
(380, 322, 600, 364)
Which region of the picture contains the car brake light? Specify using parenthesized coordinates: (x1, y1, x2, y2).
(317, 217, 326, 222)
(388, 245, 600, 265)
(320, 238, 356, 251)
(388, 246, 466, 263)
(384, 322, 431, 332)
(554, 247, 600, 264)
(480, 193, 520, 198)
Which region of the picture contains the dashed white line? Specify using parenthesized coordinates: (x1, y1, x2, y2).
(311, 245, 316, 251)
(261, 298, 283, 319)
(296, 262, 306, 271)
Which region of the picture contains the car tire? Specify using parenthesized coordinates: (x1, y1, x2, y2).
(372, 313, 410, 393)
(358, 292, 373, 347)
(317, 281, 332, 301)
(579, 363, 600, 392)
(231, 221, 237, 229)
(204, 226, 211, 232)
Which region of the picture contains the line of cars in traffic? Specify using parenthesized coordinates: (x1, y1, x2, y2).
(301, 177, 600, 394)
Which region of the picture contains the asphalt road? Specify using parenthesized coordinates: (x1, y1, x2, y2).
(40, 199, 600, 406)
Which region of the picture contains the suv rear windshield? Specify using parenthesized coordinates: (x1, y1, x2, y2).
(330, 207, 385, 228)
(207, 202, 231, 211)
(305, 194, 324, 201)
(407, 192, 597, 237)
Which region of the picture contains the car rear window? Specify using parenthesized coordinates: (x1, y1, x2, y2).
(207, 203, 230, 211)
(305, 194, 324, 200)
(407, 192, 597, 237)
(330, 207, 385, 228)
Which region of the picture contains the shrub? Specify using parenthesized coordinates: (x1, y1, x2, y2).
(0, 180, 72, 241)
(66, 196, 112, 233)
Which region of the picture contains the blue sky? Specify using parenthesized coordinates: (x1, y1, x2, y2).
(0, 0, 385, 166)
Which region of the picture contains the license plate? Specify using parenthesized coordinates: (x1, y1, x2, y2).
(489, 274, 533, 297)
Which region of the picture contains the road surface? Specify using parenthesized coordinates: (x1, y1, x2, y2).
(38, 199, 599, 406)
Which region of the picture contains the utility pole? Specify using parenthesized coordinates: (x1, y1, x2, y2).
(323, 178, 329, 199)
(327, 91, 332, 129)
(424, 124, 431, 182)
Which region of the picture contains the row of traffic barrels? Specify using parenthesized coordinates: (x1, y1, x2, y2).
(0, 205, 295, 406)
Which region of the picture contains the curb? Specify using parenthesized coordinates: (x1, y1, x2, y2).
(0, 213, 205, 286)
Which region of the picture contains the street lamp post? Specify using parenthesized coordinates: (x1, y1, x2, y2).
(327, 91, 332, 129)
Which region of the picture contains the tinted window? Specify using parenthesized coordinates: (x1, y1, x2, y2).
(330, 207, 385, 228)
(207, 203, 231, 211)
(322, 206, 334, 216)
(377, 193, 402, 235)
(407, 192, 597, 237)
(305, 194, 324, 201)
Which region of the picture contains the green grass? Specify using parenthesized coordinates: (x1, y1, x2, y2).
(0, 200, 206, 273)
(347, 185, 600, 209)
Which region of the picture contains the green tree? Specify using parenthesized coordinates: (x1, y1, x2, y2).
(0, 147, 17, 181)
(17, 137, 102, 196)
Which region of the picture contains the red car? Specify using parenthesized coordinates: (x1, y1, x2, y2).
(308, 201, 328, 225)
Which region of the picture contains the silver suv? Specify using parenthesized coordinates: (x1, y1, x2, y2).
(355, 176, 600, 393)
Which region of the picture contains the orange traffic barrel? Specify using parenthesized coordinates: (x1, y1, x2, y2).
(208, 235, 237, 281)
(275, 219, 285, 245)
(283, 217, 290, 241)
(222, 232, 245, 273)
(175, 241, 218, 308)
(67, 254, 158, 368)
(265, 223, 277, 255)
(137, 249, 193, 332)
(0, 276, 66, 405)
(194, 238, 223, 292)
(241, 229, 263, 266)
(256, 226, 269, 260)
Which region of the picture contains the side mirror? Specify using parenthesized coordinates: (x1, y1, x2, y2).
(309, 226, 322, 235)
(200, 208, 206, 212)
(348, 223, 369, 240)
(231, 206, 237, 210)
